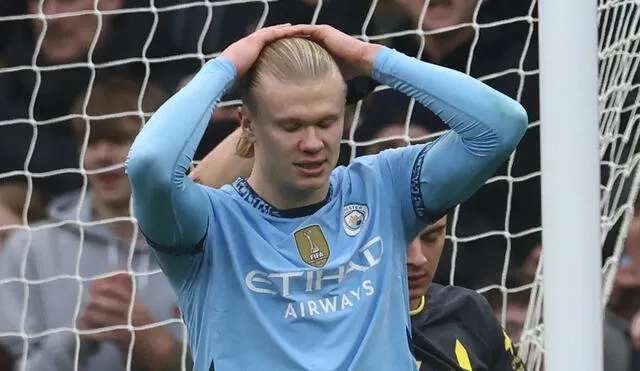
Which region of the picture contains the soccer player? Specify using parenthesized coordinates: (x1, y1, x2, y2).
(125, 24, 528, 370)
(192, 101, 529, 371)
(407, 220, 527, 371)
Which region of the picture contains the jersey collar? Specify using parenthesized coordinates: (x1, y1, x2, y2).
(232, 177, 334, 218)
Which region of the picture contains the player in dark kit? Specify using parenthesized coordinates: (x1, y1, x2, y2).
(411, 284, 527, 371)
(406, 220, 527, 371)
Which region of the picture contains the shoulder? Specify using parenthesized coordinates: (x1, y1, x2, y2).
(429, 283, 494, 316)
(416, 283, 498, 336)
(198, 181, 244, 209)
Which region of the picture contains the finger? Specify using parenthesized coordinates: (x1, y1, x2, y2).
(83, 308, 128, 328)
(87, 291, 133, 315)
(93, 279, 134, 300)
(76, 316, 90, 331)
(107, 273, 134, 290)
(287, 24, 329, 39)
(254, 23, 293, 36)
(87, 292, 132, 317)
(260, 24, 313, 43)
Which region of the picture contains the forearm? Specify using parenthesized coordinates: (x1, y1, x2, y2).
(371, 46, 528, 213)
(126, 57, 237, 247)
(371, 46, 527, 145)
(190, 128, 254, 188)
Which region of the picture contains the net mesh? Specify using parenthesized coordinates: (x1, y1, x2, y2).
(0, 1, 637, 370)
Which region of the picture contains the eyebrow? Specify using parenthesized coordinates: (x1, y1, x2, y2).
(274, 113, 341, 125)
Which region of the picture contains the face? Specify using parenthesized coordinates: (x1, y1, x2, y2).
(242, 73, 345, 199)
(80, 119, 138, 209)
(27, 0, 121, 63)
(364, 123, 431, 155)
(396, 0, 481, 32)
(406, 217, 447, 302)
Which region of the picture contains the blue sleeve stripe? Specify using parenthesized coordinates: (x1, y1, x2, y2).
(410, 145, 430, 222)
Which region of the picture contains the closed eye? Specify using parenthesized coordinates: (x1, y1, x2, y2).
(316, 119, 335, 129)
(420, 232, 440, 243)
(280, 121, 302, 132)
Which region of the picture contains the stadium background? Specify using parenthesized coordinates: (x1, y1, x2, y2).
(0, 0, 638, 370)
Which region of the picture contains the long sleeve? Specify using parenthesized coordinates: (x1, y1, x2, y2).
(126, 57, 237, 250)
(371, 46, 528, 220)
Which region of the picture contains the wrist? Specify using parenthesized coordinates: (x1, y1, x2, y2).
(360, 43, 384, 76)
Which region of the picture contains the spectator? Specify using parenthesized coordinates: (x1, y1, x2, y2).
(0, 0, 194, 207)
(520, 242, 634, 371)
(611, 197, 640, 370)
(0, 76, 189, 371)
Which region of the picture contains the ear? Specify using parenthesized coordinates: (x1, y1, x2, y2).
(238, 107, 256, 143)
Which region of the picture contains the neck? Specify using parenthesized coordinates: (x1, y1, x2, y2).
(247, 165, 329, 211)
(93, 197, 137, 243)
(422, 27, 475, 64)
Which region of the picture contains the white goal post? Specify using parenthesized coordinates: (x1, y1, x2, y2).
(537, 0, 603, 371)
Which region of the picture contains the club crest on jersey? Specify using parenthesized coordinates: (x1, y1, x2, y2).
(294, 225, 330, 267)
(342, 204, 369, 236)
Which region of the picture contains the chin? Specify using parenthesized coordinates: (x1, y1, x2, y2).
(295, 175, 330, 193)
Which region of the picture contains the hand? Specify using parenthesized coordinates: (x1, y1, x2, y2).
(220, 23, 312, 77)
(77, 273, 154, 350)
(293, 24, 383, 80)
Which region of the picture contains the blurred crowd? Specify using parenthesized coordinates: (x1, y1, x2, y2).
(0, 0, 638, 370)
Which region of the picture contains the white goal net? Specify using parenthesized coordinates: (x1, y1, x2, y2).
(0, 0, 637, 371)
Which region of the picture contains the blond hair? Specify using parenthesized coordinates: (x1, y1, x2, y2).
(236, 37, 342, 158)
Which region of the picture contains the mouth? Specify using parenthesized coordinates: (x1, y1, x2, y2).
(408, 273, 431, 289)
(294, 160, 327, 176)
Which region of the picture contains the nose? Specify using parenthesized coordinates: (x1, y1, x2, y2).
(88, 141, 117, 166)
(407, 238, 428, 267)
(299, 126, 324, 153)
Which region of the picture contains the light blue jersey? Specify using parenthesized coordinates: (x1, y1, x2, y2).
(126, 46, 528, 371)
